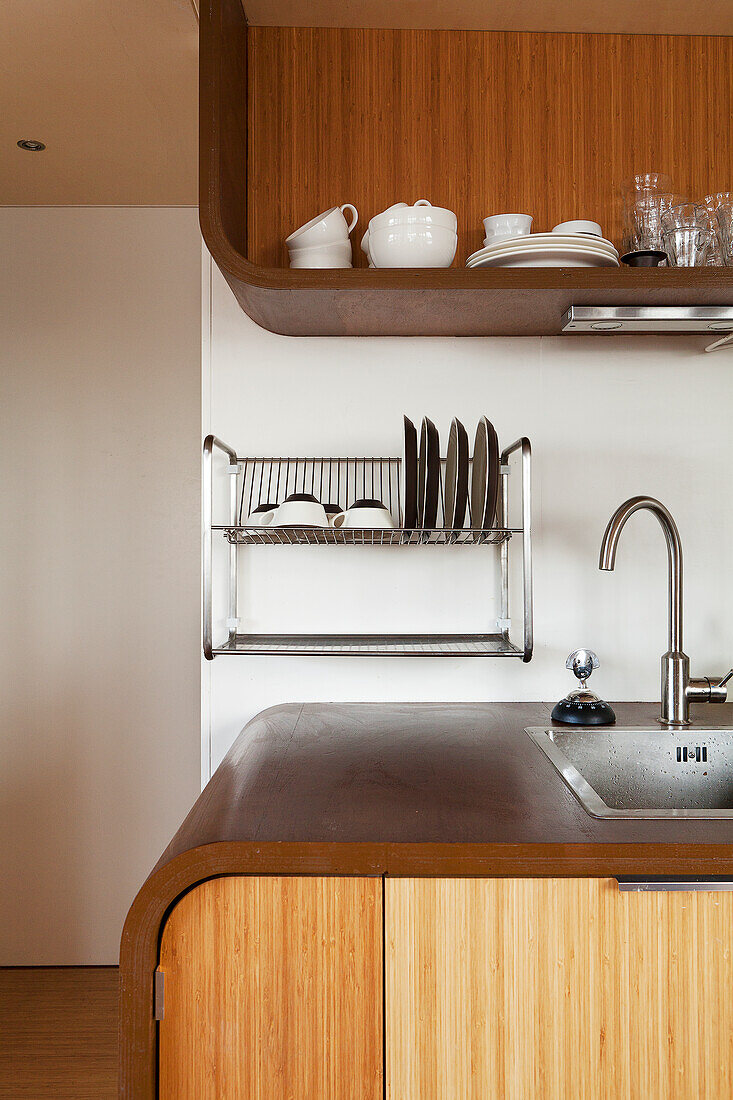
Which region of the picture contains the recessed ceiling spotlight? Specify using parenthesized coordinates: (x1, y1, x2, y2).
(17, 139, 46, 151)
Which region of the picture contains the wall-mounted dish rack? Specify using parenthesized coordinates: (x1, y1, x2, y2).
(203, 434, 532, 660)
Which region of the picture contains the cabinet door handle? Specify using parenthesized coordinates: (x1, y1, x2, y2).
(616, 876, 733, 892)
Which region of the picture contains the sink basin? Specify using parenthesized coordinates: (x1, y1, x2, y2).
(525, 727, 733, 818)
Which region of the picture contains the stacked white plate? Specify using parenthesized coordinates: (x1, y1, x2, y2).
(466, 233, 620, 268)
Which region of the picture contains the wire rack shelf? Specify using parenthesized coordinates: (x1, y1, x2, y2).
(203, 436, 533, 660)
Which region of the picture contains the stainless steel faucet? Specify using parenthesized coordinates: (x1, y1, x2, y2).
(599, 496, 732, 726)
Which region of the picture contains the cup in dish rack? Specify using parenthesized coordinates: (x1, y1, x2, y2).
(483, 213, 533, 245)
(246, 503, 279, 526)
(331, 499, 396, 529)
(258, 493, 330, 528)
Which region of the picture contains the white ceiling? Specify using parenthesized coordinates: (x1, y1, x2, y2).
(1, 0, 198, 205)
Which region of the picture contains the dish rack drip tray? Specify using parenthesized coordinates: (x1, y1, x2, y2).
(204, 437, 533, 660)
(214, 633, 524, 657)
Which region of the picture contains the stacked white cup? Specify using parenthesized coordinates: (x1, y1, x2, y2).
(285, 204, 358, 268)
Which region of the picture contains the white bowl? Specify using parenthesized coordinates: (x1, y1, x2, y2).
(370, 200, 458, 234)
(368, 224, 457, 268)
(552, 219, 603, 236)
(483, 213, 533, 242)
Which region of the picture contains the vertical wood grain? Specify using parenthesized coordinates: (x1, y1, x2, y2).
(247, 29, 733, 266)
(386, 878, 733, 1099)
(158, 876, 382, 1100)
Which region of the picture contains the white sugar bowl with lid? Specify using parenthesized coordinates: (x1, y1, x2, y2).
(365, 199, 458, 268)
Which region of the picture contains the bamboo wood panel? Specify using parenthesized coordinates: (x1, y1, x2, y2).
(386, 877, 733, 1099)
(158, 876, 383, 1100)
(247, 29, 733, 267)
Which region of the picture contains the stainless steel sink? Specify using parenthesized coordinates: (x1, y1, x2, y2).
(526, 727, 733, 818)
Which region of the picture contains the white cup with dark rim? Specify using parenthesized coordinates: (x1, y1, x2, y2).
(331, 498, 396, 529)
(263, 493, 330, 528)
(323, 504, 342, 527)
(246, 502, 279, 526)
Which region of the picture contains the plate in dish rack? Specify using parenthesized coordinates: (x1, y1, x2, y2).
(468, 245, 620, 269)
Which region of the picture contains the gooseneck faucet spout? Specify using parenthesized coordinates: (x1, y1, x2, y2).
(599, 496, 731, 727)
(599, 496, 683, 657)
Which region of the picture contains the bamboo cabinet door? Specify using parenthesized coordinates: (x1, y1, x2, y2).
(385, 878, 733, 1100)
(158, 876, 383, 1100)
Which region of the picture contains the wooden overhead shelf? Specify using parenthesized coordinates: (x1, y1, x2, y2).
(200, 0, 733, 336)
(240, 0, 733, 37)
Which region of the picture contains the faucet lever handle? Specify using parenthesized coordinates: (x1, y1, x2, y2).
(717, 669, 733, 690)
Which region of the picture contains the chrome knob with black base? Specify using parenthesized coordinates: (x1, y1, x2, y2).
(551, 649, 616, 726)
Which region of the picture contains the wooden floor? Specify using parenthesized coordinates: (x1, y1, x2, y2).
(0, 967, 118, 1099)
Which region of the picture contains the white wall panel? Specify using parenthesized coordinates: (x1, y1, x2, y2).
(205, 258, 733, 772)
(0, 208, 201, 962)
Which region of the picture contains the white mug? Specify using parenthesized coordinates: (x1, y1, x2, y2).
(323, 504, 342, 526)
(285, 204, 358, 250)
(332, 499, 396, 529)
(246, 503, 279, 526)
(262, 493, 330, 528)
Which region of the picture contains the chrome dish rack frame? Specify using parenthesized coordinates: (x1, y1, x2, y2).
(203, 434, 533, 660)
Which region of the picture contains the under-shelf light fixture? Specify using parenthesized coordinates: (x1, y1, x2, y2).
(562, 306, 733, 333)
(17, 139, 46, 151)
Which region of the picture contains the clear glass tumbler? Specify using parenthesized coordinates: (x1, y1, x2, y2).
(663, 226, 713, 266)
(705, 194, 733, 265)
(632, 193, 685, 251)
(621, 173, 674, 250)
(715, 203, 733, 266)
(621, 172, 673, 199)
(660, 202, 711, 231)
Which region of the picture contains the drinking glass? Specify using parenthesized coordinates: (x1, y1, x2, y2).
(663, 226, 713, 267)
(715, 203, 733, 266)
(620, 173, 674, 250)
(704, 193, 733, 265)
(631, 193, 686, 251)
(660, 202, 710, 232)
(621, 172, 673, 200)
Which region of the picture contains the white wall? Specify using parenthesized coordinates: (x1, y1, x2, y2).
(204, 255, 733, 772)
(1, 208, 201, 963)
